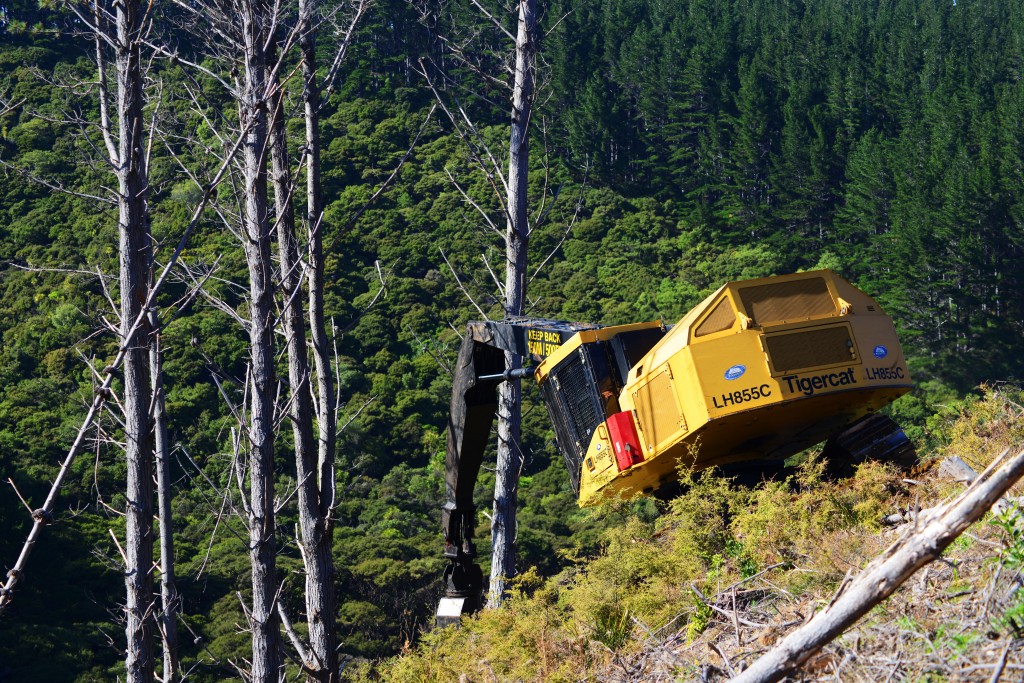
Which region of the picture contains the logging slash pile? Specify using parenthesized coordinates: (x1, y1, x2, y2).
(373, 386, 1024, 683)
(608, 467, 1024, 682)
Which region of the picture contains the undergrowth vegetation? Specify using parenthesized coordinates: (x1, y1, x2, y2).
(371, 457, 905, 681)
(370, 387, 1024, 682)
(937, 385, 1024, 472)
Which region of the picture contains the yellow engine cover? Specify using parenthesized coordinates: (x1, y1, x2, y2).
(569, 270, 911, 505)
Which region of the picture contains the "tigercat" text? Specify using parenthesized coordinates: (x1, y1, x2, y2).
(782, 368, 857, 396)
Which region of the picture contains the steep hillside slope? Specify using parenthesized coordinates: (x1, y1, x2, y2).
(376, 387, 1024, 682)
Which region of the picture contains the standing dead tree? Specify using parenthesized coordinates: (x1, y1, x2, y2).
(299, 2, 341, 667)
(106, 1, 158, 678)
(266, 23, 339, 679)
(269, 0, 364, 678)
(111, 2, 292, 679)
(0, 128, 243, 603)
(149, 313, 180, 683)
(190, 2, 288, 678)
(0, 29, 248, 682)
(265, 1, 366, 678)
(0, 38, 245, 683)
(1, 1, 170, 679)
(491, 0, 537, 610)
(164, 0, 419, 676)
(416, 0, 539, 609)
(159, 0, 354, 678)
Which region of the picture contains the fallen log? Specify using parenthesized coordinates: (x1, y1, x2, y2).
(880, 455, 1022, 527)
(939, 455, 1019, 518)
(729, 447, 1024, 683)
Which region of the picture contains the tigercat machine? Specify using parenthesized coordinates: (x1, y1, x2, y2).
(436, 270, 914, 624)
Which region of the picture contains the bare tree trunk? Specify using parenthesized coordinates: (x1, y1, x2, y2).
(301, 0, 337, 521)
(488, 0, 536, 609)
(239, 4, 280, 680)
(299, 1, 340, 676)
(112, 0, 156, 678)
(149, 317, 179, 683)
(489, 362, 521, 608)
(0, 89, 239, 621)
(269, 55, 338, 681)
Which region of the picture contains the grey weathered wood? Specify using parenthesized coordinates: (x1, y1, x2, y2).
(0, 105, 244, 620)
(237, 4, 281, 680)
(939, 454, 1018, 518)
(299, 0, 342, 674)
(150, 319, 180, 683)
(301, 0, 336, 524)
(729, 448, 1024, 683)
(939, 455, 980, 483)
(269, 50, 338, 680)
(488, 0, 537, 609)
(113, 0, 156, 678)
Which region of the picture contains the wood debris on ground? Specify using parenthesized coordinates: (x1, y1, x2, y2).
(592, 462, 1024, 683)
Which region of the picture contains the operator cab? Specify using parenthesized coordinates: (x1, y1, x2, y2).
(536, 323, 666, 494)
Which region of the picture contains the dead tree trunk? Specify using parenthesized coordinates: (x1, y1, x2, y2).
(112, 0, 155, 678)
(268, 54, 338, 681)
(300, 0, 336, 522)
(0, 122, 239, 625)
(730, 447, 1024, 683)
(298, 0, 341, 676)
(238, 4, 281, 680)
(149, 317, 179, 683)
(488, 0, 536, 609)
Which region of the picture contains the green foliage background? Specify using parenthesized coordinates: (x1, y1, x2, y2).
(0, 0, 1022, 680)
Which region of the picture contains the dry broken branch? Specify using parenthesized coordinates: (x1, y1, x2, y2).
(729, 446, 1024, 683)
(0, 115, 249, 618)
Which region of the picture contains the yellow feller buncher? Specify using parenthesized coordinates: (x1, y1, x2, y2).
(437, 270, 915, 624)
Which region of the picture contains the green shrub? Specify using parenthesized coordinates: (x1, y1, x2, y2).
(990, 503, 1024, 635)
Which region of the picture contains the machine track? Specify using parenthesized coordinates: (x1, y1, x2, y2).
(821, 413, 917, 472)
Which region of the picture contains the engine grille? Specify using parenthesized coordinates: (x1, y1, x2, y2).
(739, 277, 834, 325)
(540, 349, 605, 494)
(765, 326, 855, 373)
(554, 355, 601, 447)
(695, 298, 736, 337)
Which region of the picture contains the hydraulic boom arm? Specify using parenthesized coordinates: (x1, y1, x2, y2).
(437, 319, 597, 625)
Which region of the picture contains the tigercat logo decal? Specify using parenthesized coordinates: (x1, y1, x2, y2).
(781, 368, 857, 396)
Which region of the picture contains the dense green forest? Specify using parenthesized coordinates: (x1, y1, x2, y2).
(0, 0, 1022, 680)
